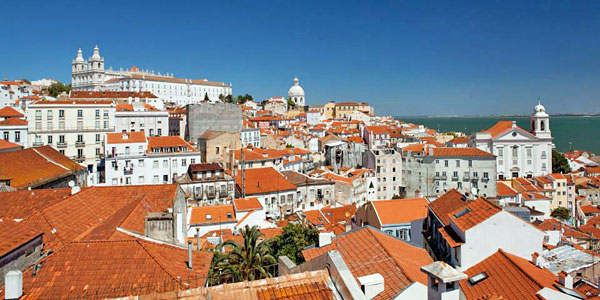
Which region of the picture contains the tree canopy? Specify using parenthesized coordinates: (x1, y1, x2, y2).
(287, 98, 296, 108)
(48, 82, 71, 97)
(267, 223, 319, 264)
(552, 150, 572, 174)
(550, 207, 570, 220)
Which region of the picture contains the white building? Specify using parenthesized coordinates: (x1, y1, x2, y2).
(471, 101, 554, 180)
(287, 77, 305, 107)
(104, 132, 201, 186)
(0, 118, 27, 147)
(71, 46, 232, 106)
(0, 81, 33, 107)
(115, 102, 169, 136)
(362, 148, 403, 200)
(175, 162, 235, 206)
(27, 100, 116, 184)
(241, 121, 261, 147)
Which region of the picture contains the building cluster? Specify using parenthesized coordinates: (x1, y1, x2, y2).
(1, 47, 600, 299)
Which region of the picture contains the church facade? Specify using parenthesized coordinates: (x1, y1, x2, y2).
(471, 101, 554, 180)
(71, 46, 232, 106)
(287, 77, 305, 107)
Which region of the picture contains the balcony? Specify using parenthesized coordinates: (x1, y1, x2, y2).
(440, 175, 447, 181)
(57, 142, 67, 148)
(462, 175, 470, 181)
(75, 141, 85, 147)
(74, 156, 86, 162)
(482, 177, 490, 182)
(434, 175, 441, 180)
(32, 126, 115, 134)
(451, 176, 459, 181)
(33, 142, 43, 146)
(124, 168, 133, 175)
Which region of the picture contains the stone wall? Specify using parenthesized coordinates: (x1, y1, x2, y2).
(186, 103, 242, 142)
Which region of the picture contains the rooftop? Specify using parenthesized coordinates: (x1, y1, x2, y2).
(371, 198, 429, 225)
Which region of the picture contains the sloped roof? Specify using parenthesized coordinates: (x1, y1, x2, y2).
(147, 136, 198, 152)
(431, 147, 495, 157)
(302, 226, 433, 300)
(0, 106, 24, 118)
(19, 239, 212, 299)
(232, 197, 263, 212)
(190, 205, 236, 225)
(106, 131, 147, 144)
(0, 188, 72, 219)
(70, 90, 158, 99)
(428, 189, 469, 226)
(459, 249, 560, 300)
(371, 198, 429, 225)
(0, 118, 28, 126)
(447, 197, 502, 232)
(497, 182, 518, 197)
(0, 139, 22, 150)
(0, 146, 85, 189)
(234, 167, 297, 195)
(0, 219, 42, 257)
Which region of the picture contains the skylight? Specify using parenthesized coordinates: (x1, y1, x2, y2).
(468, 272, 488, 285)
(454, 208, 472, 218)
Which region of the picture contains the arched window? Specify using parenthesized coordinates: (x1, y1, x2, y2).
(540, 120, 545, 131)
(531, 120, 535, 131)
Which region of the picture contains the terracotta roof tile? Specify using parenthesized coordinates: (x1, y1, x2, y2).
(233, 197, 263, 212)
(447, 198, 502, 232)
(234, 167, 297, 195)
(0, 118, 27, 126)
(190, 205, 236, 225)
(432, 147, 495, 157)
(0, 106, 24, 118)
(106, 131, 147, 144)
(428, 189, 469, 226)
(0, 219, 42, 257)
(0, 146, 85, 189)
(20, 239, 212, 299)
(147, 136, 198, 152)
(459, 249, 560, 300)
(302, 227, 433, 300)
(497, 182, 518, 197)
(0, 139, 22, 150)
(371, 198, 428, 225)
(71, 90, 158, 99)
(0, 188, 72, 219)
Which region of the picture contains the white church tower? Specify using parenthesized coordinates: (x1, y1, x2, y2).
(531, 99, 551, 139)
(287, 77, 305, 107)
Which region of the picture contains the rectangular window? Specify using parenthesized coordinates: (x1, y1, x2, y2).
(138, 176, 144, 184)
(444, 160, 449, 167)
(138, 159, 144, 167)
(181, 159, 186, 166)
(103, 121, 108, 129)
(59, 135, 65, 143)
(153, 175, 159, 183)
(77, 134, 83, 143)
(163, 160, 168, 168)
(95, 121, 100, 129)
(59, 110, 65, 119)
(35, 110, 41, 120)
(95, 110, 100, 119)
(47, 110, 53, 120)
(468, 160, 472, 167)
(3, 132, 8, 140)
(153, 160, 159, 169)
(77, 121, 83, 130)
(77, 110, 83, 118)
(96, 134, 100, 143)
(456, 160, 460, 167)
(47, 135, 52, 144)
(47, 122, 53, 131)
(103, 110, 108, 118)
(14, 131, 20, 142)
(35, 122, 41, 131)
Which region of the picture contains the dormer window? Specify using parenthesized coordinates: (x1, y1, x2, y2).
(206, 214, 212, 220)
(226, 213, 232, 218)
(468, 272, 488, 285)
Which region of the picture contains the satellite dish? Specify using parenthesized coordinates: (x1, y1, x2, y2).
(68, 180, 75, 188)
(471, 187, 478, 197)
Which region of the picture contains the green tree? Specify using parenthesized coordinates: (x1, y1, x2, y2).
(551, 207, 570, 220)
(20, 78, 31, 84)
(552, 150, 571, 174)
(268, 223, 319, 264)
(48, 82, 71, 97)
(204, 93, 210, 101)
(209, 225, 276, 285)
(287, 98, 296, 108)
(392, 194, 402, 199)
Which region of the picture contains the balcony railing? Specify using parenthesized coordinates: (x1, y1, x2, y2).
(74, 156, 86, 162)
(462, 175, 470, 181)
(451, 176, 459, 181)
(57, 142, 67, 148)
(33, 142, 43, 146)
(482, 177, 490, 182)
(31, 126, 115, 134)
(124, 168, 133, 175)
(75, 141, 85, 147)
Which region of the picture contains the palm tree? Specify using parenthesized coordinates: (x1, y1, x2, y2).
(209, 225, 276, 284)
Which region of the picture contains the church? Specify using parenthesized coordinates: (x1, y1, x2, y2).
(471, 101, 554, 179)
(287, 77, 305, 107)
(71, 46, 232, 106)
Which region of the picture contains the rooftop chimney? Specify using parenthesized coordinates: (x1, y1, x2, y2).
(358, 273, 384, 299)
(5, 270, 23, 299)
(532, 252, 547, 268)
(559, 271, 573, 289)
(187, 240, 193, 270)
(512, 121, 517, 129)
(319, 232, 334, 247)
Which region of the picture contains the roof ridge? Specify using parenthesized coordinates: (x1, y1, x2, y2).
(31, 147, 69, 171)
(497, 249, 546, 290)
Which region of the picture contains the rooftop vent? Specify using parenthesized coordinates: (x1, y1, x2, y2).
(358, 273, 384, 299)
(454, 208, 471, 218)
(5, 270, 23, 299)
(318, 232, 334, 247)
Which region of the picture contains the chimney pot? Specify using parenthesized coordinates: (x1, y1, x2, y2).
(559, 271, 573, 289)
(5, 270, 23, 299)
(187, 240, 193, 270)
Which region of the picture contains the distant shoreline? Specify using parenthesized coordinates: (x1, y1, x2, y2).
(396, 113, 600, 118)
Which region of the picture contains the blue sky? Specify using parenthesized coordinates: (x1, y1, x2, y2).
(1, 0, 599, 116)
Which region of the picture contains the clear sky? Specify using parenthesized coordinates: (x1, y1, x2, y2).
(1, 0, 599, 116)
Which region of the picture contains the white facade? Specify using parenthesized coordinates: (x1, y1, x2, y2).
(0, 82, 33, 107)
(115, 104, 169, 136)
(104, 133, 201, 186)
(472, 102, 554, 180)
(71, 46, 232, 106)
(307, 110, 323, 126)
(452, 210, 545, 271)
(27, 100, 116, 185)
(241, 128, 261, 147)
(0, 121, 27, 147)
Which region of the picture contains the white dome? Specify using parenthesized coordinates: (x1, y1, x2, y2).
(288, 77, 305, 98)
(91, 45, 101, 60)
(533, 100, 549, 117)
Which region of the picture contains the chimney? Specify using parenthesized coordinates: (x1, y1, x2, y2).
(512, 121, 517, 129)
(5, 270, 23, 299)
(71, 186, 80, 195)
(532, 252, 547, 268)
(559, 271, 573, 289)
(319, 232, 334, 247)
(187, 240, 193, 270)
(122, 133, 129, 140)
(357, 273, 384, 299)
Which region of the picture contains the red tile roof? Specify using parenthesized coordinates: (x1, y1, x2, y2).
(0, 188, 72, 219)
(70, 90, 158, 99)
(431, 147, 495, 157)
(459, 249, 559, 300)
(190, 205, 236, 225)
(497, 182, 518, 197)
(0, 139, 22, 150)
(116, 103, 160, 111)
(0, 106, 24, 118)
(371, 198, 429, 225)
(447, 198, 502, 232)
(302, 227, 433, 300)
(0, 146, 85, 189)
(106, 131, 147, 144)
(147, 136, 198, 152)
(31, 100, 113, 105)
(0, 118, 27, 126)
(428, 189, 469, 226)
(581, 205, 600, 214)
(0, 219, 42, 257)
(20, 239, 212, 299)
(233, 197, 263, 212)
(234, 167, 297, 195)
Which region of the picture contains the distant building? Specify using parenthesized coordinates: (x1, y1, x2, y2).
(196, 130, 240, 164)
(471, 101, 554, 180)
(185, 102, 242, 143)
(175, 163, 235, 205)
(114, 102, 168, 135)
(104, 132, 201, 186)
(71, 46, 232, 105)
(363, 148, 403, 199)
(287, 77, 305, 107)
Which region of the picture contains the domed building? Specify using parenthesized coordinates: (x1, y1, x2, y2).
(287, 77, 305, 107)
